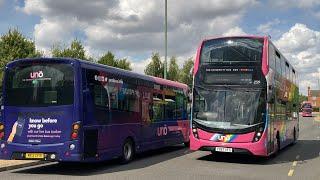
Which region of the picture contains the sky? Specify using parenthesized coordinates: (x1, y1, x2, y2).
(0, 0, 320, 95)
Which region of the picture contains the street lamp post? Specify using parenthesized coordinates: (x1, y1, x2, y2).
(318, 69, 320, 113)
(164, 0, 167, 79)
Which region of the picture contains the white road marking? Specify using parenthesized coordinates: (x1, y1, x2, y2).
(288, 169, 294, 177)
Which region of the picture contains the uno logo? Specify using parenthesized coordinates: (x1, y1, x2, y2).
(217, 135, 231, 142)
(30, 71, 44, 79)
(94, 75, 108, 82)
(157, 126, 168, 136)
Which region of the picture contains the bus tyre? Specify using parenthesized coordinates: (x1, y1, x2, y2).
(120, 139, 134, 164)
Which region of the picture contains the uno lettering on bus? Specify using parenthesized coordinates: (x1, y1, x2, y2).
(30, 71, 44, 79)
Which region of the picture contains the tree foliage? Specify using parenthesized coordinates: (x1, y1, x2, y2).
(52, 39, 88, 60)
(98, 51, 132, 71)
(0, 28, 41, 80)
(144, 53, 164, 78)
(167, 56, 180, 81)
(179, 57, 194, 86)
(299, 94, 308, 105)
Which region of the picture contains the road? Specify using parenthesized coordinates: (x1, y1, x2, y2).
(1, 116, 320, 180)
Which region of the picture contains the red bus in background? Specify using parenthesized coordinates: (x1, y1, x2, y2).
(301, 101, 312, 117)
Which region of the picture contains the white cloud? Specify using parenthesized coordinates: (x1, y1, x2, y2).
(33, 17, 85, 55)
(270, 0, 320, 9)
(223, 26, 247, 36)
(131, 57, 151, 74)
(19, 0, 257, 72)
(257, 19, 280, 35)
(274, 23, 320, 94)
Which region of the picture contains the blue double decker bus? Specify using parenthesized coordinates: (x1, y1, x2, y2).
(0, 58, 190, 163)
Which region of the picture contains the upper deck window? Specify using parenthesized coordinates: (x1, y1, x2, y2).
(200, 38, 264, 63)
(5, 63, 74, 106)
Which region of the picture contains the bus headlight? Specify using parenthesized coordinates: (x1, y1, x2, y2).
(192, 123, 199, 139)
(253, 126, 264, 142)
(0, 143, 5, 149)
(50, 154, 56, 160)
(69, 144, 75, 150)
(0, 123, 4, 140)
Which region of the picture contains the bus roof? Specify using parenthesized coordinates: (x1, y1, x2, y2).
(6, 57, 188, 91)
(202, 35, 266, 42)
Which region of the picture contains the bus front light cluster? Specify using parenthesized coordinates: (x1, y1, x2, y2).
(71, 122, 80, 140)
(253, 126, 264, 142)
(69, 144, 75, 150)
(192, 123, 199, 139)
(0, 123, 4, 140)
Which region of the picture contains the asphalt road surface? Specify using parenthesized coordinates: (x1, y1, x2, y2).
(1, 116, 320, 180)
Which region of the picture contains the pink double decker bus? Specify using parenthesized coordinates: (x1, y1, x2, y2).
(190, 36, 299, 156)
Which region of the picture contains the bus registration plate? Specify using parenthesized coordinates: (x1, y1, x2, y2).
(215, 147, 232, 153)
(25, 153, 44, 159)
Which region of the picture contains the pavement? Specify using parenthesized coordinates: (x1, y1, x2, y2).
(0, 160, 42, 172)
(0, 115, 319, 180)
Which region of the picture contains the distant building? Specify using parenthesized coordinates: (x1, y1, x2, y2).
(307, 87, 320, 108)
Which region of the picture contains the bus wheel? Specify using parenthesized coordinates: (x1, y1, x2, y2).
(120, 138, 135, 164)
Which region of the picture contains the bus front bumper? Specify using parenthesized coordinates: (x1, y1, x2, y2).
(190, 136, 268, 156)
(0, 140, 81, 162)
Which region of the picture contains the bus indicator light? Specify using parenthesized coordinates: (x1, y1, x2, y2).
(73, 124, 80, 130)
(71, 132, 78, 139)
(0, 123, 4, 140)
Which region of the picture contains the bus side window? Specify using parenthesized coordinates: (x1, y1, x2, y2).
(117, 83, 140, 112)
(176, 94, 184, 120)
(152, 93, 164, 122)
(93, 85, 109, 108)
(164, 95, 176, 121)
(108, 82, 119, 109)
(85, 69, 109, 108)
(268, 44, 275, 70)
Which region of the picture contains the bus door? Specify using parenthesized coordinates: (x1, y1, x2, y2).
(83, 69, 111, 158)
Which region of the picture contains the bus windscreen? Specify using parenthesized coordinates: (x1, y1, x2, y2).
(200, 38, 263, 63)
(5, 63, 74, 107)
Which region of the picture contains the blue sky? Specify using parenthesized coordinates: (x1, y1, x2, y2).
(0, 0, 320, 94)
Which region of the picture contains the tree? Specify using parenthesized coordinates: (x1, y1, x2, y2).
(167, 56, 180, 81)
(179, 57, 194, 86)
(98, 51, 117, 66)
(98, 51, 132, 71)
(0, 28, 41, 80)
(299, 94, 308, 105)
(52, 39, 88, 60)
(117, 58, 132, 71)
(144, 53, 164, 78)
